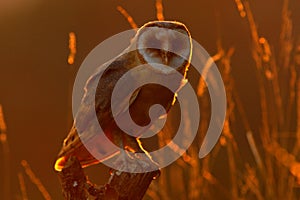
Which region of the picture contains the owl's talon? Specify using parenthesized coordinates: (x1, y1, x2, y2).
(112, 150, 158, 173)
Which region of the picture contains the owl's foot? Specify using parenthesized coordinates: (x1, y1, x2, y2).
(112, 150, 158, 173)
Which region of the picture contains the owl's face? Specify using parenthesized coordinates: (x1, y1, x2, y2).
(136, 21, 192, 74)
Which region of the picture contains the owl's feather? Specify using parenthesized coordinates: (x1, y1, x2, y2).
(55, 21, 192, 171)
(56, 51, 143, 170)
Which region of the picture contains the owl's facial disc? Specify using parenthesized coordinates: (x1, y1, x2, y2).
(136, 21, 191, 72)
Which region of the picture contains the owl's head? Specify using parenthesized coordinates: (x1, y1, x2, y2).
(136, 21, 192, 74)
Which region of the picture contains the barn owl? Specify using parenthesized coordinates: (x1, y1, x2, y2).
(54, 21, 192, 171)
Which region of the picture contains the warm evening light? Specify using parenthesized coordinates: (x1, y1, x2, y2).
(54, 156, 66, 172)
(1, 0, 300, 199)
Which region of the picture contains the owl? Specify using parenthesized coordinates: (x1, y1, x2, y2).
(54, 21, 192, 171)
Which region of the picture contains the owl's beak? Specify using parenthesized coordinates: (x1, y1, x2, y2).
(161, 50, 169, 65)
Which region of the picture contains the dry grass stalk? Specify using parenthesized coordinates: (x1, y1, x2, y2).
(232, 81, 266, 175)
(288, 39, 300, 198)
(243, 1, 271, 139)
(245, 131, 264, 173)
(145, 185, 160, 200)
(0, 105, 7, 131)
(242, 2, 278, 198)
(21, 160, 52, 200)
(67, 32, 77, 129)
(259, 37, 284, 128)
(155, 0, 164, 21)
(117, 6, 138, 29)
(195, 69, 213, 199)
(219, 47, 240, 199)
(66, 32, 77, 129)
(18, 172, 28, 200)
(234, 0, 246, 18)
(241, 164, 264, 200)
(279, 0, 295, 134)
(290, 39, 300, 153)
(224, 126, 239, 199)
(180, 100, 201, 200)
(67, 32, 76, 65)
(295, 39, 300, 150)
(197, 50, 224, 96)
(279, 0, 293, 70)
(286, 61, 297, 130)
(296, 78, 300, 147)
(265, 142, 300, 184)
(0, 104, 10, 200)
(155, 124, 172, 200)
(202, 170, 232, 199)
(150, 121, 172, 200)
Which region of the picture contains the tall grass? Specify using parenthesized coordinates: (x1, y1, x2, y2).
(145, 0, 300, 199)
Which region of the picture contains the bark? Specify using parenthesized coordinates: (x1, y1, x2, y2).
(57, 156, 159, 200)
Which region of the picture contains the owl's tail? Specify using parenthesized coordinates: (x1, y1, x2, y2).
(54, 124, 119, 171)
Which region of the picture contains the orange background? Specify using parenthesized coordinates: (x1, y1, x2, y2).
(1, 0, 300, 199)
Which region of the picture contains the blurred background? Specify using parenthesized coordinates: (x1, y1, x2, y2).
(1, 0, 300, 199)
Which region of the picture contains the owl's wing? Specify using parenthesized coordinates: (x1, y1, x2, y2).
(83, 51, 141, 128)
(55, 52, 141, 171)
